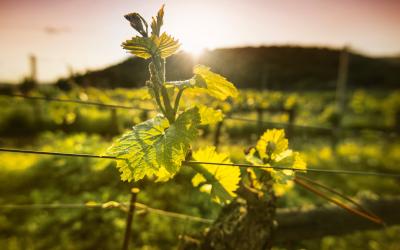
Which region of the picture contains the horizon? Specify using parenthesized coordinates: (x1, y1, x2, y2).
(1, 0, 400, 83)
(2, 44, 395, 85)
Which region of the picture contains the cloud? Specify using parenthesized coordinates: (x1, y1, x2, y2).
(43, 26, 70, 35)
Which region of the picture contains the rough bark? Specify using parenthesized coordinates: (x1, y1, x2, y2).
(200, 197, 275, 250)
(200, 174, 277, 250)
(183, 197, 400, 249)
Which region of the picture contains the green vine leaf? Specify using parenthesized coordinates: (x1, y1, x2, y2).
(107, 107, 200, 182)
(191, 65, 239, 100)
(155, 32, 180, 58)
(124, 12, 148, 37)
(122, 36, 154, 59)
(191, 146, 240, 204)
(245, 129, 307, 196)
(165, 66, 239, 101)
(255, 129, 288, 161)
(122, 33, 180, 59)
(151, 5, 164, 36)
(197, 105, 224, 125)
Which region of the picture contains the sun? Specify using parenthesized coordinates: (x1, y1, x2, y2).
(180, 41, 206, 58)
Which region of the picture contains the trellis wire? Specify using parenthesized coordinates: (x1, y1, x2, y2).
(0, 93, 153, 112)
(1, 148, 399, 178)
(0, 201, 213, 224)
(228, 115, 331, 131)
(0, 93, 335, 131)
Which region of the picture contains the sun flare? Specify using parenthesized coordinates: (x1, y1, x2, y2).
(181, 42, 206, 58)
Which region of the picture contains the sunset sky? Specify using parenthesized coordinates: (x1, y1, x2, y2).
(1, 0, 400, 83)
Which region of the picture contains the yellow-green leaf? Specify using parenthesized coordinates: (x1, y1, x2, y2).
(155, 32, 180, 58)
(151, 5, 164, 36)
(197, 105, 224, 125)
(191, 146, 240, 204)
(122, 33, 180, 59)
(106, 107, 200, 182)
(192, 65, 239, 100)
(256, 129, 288, 161)
(245, 129, 307, 196)
(122, 36, 155, 59)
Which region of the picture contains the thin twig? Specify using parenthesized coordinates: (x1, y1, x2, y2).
(295, 176, 383, 224)
(294, 177, 384, 224)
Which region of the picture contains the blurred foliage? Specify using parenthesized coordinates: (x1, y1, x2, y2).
(0, 87, 398, 137)
(0, 85, 399, 249)
(0, 133, 218, 250)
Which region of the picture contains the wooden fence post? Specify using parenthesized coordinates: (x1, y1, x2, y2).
(287, 107, 297, 139)
(214, 120, 224, 150)
(122, 188, 140, 250)
(333, 46, 349, 148)
(256, 107, 264, 135)
(109, 108, 121, 135)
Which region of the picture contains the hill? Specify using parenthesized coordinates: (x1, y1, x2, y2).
(58, 46, 400, 90)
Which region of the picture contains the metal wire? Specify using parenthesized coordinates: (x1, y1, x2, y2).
(228, 115, 332, 131)
(1, 148, 400, 178)
(0, 148, 121, 160)
(0, 201, 213, 224)
(0, 93, 333, 131)
(0, 203, 103, 209)
(0, 93, 153, 112)
(4, 93, 396, 133)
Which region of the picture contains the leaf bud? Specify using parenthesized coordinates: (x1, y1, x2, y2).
(124, 12, 148, 37)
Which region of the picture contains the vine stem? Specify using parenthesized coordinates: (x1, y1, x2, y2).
(160, 86, 175, 122)
(173, 88, 184, 117)
(152, 57, 175, 123)
(151, 86, 167, 116)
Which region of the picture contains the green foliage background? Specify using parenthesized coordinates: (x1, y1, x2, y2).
(0, 87, 399, 249)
